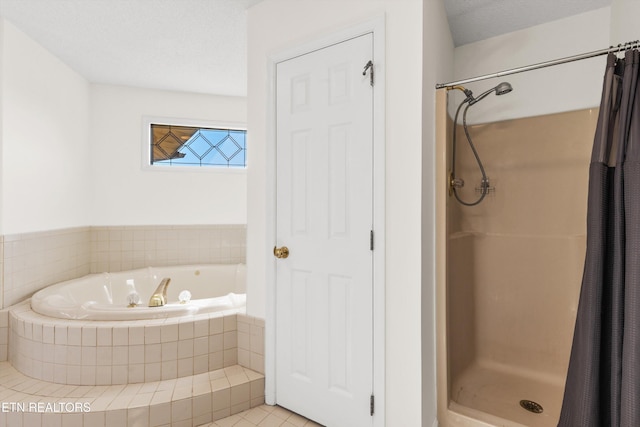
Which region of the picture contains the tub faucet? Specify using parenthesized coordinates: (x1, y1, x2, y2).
(148, 278, 171, 307)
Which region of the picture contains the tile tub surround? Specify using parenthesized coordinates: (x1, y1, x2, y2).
(236, 315, 265, 375)
(2, 228, 91, 309)
(8, 303, 265, 386)
(0, 361, 264, 427)
(0, 224, 246, 310)
(0, 310, 8, 362)
(90, 225, 247, 274)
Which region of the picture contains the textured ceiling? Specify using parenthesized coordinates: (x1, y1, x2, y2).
(0, 0, 260, 96)
(0, 0, 615, 96)
(445, 0, 612, 46)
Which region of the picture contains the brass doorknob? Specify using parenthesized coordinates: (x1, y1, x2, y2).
(273, 246, 289, 259)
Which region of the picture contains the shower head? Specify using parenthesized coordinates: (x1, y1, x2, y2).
(467, 81, 513, 105)
(495, 81, 513, 96)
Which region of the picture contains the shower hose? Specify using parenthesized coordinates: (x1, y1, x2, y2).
(451, 98, 488, 206)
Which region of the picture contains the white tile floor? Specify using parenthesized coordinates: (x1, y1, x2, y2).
(204, 404, 323, 427)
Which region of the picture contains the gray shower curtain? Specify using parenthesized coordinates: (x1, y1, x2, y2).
(559, 50, 640, 426)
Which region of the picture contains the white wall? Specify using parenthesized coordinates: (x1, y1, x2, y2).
(452, 7, 611, 124)
(610, 0, 640, 43)
(246, 0, 453, 425)
(1, 18, 91, 235)
(0, 20, 247, 234)
(89, 84, 247, 226)
(423, 1, 454, 425)
(0, 20, 4, 233)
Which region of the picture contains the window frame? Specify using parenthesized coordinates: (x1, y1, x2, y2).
(141, 116, 247, 173)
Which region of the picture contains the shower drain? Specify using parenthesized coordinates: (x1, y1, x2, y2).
(519, 400, 544, 414)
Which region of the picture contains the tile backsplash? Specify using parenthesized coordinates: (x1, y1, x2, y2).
(90, 225, 246, 273)
(0, 224, 246, 309)
(2, 228, 91, 308)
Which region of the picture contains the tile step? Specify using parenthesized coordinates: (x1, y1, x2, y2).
(0, 361, 264, 427)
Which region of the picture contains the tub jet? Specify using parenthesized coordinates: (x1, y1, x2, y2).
(519, 399, 544, 414)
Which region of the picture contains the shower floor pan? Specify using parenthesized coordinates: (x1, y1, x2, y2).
(450, 362, 565, 427)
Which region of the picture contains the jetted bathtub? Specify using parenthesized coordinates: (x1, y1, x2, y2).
(30, 264, 246, 320)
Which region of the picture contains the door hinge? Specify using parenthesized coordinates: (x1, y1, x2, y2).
(370, 230, 374, 251)
(363, 60, 374, 86)
(370, 394, 375, 416)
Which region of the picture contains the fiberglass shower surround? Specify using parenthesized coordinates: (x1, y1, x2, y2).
(449, 81, 513, 206)
(437, 39, 640, 426)
(438, 40, 640, 206)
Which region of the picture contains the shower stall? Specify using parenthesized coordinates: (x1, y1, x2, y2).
(435, 88, 597, 426)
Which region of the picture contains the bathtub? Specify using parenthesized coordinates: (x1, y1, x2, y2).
(30, 264, 246, 320)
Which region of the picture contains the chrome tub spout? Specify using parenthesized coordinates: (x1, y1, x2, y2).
(148, 278, 171, 307)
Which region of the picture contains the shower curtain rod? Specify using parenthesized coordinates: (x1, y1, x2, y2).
(435, 39, 640, 89)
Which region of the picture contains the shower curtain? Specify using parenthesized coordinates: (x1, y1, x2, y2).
(559, 50, 640, 426)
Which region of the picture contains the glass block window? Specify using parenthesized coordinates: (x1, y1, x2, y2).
(150, 124, 246, 168)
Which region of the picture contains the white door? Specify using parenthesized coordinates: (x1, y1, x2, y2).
(275, 33, 374, 427)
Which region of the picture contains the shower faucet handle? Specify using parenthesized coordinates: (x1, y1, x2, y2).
(475, 177, 495, 195)
(451, 177, 465, 189)
(448, 172, 465, 197)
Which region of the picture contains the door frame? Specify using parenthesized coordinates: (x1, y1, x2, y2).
(265, 16, 386, 426)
